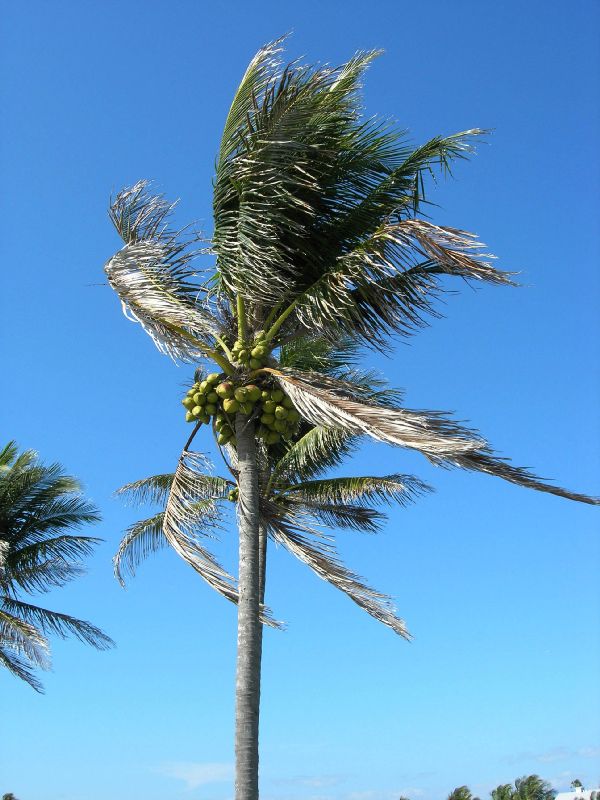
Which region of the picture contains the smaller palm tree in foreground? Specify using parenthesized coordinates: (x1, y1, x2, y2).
(0, 441, 114, 692)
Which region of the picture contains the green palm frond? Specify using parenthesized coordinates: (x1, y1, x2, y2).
(282, 497, 386, 533)
(279, 336, 361, 374)
(0, 607, 51, 693)
(282, 474, 431, 508)
(216, 36, 287, 171)
(328, 129, 486, 247)
(291, 219, 514, 349)
(2, 597, 113, 650)
(0, 441, 112, 690)
(0, 643, 47, 693)
(213, 48, 396, 305)
(269, 425, 359, 485)
(0, 441, 19, 470)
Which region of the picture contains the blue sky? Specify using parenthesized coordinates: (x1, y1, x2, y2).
(1, 1, 599, 798)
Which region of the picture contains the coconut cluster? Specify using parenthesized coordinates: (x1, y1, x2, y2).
(230, 330, 269, 369)
(227, 487, 239, 502)
(181, 374, 301, 448)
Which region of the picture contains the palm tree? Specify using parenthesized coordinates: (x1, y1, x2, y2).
(492, 785, 515, 800)
(448, 787, 476, 800)
(513, 777, 555, 800)
(0, 441, 114, 692)
(102, 39, 598, 800)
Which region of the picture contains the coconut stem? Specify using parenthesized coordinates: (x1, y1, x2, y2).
(237, 294, 247, 344)
(214, 335, 235, 362)
(209, 350, 236, 376)
(263, 300, 298, 344)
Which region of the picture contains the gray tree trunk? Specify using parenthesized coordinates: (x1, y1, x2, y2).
(234, 413, 262, 800)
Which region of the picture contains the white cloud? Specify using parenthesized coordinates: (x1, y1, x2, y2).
(159, 761, 233, 789)
(579, 746, 600, 759)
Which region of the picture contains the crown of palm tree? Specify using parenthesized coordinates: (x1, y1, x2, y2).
(0, 442, 114, 692)
(103, 39, 597, 511)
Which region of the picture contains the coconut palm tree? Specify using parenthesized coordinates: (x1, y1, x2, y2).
(513, 777, 555, 800)
(102, 39, 598, 800)
(448, 787, 477, 800)
(0, 441, 114, 692)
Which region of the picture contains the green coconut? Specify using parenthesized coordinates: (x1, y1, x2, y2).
(245, 385, 262, 403)
(260, 413, 275, 426)
(223, 398, 240, 414)
(274, 406, 288, 420)
(271, 389, 284, 402)
(207, 391, 219, 403)
(216, 381, 234, 398)
(185, 411, 195, 423)
(205, 403, 217, 416)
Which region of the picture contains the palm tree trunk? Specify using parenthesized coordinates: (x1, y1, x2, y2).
(234, 413, 262, 800)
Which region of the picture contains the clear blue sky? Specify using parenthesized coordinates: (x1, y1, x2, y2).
(1, 1, 599, 798)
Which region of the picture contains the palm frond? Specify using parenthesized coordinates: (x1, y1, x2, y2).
(275, 369, 599, 505)
(282, 497, 386, 532)
(7, 535, 99, 580)
(116, 472, 231, 507)
(269, 425, 359, 485)
(291, 219, 514, 349)
(106, 182, 226, 362)
(113, 512, 168, 586)
(115, 473, 175, 506)
(279, 336, 361, 374)
(276, 368, 483, 457)
(283, 474, 431, 507)
(0, 609, 50, 690)
(0, 645, 46, 692)
(2, 597, 114, 650)
(217, 36, 287, 168)
(269, 517, 410, 638)
(213, 48, 390, 305)
(454, 449, 600, 505)
(328, 129, 487, 246)
(163, 450, 280, 626)
(0, 441, 19, 470)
